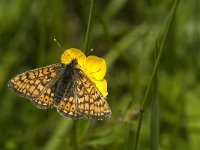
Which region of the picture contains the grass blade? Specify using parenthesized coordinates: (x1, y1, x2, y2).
(133, 0, 180, 149)
(84, 0, 94, 55)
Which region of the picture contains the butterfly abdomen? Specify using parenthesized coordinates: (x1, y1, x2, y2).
(54, 59, 78, 106)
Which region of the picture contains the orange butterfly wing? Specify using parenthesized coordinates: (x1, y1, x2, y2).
(8, 64, 62, 108)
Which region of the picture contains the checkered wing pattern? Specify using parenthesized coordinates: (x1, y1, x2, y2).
(8, 64, 62, 109)
(75, 73, 111, 119)
(56, 83, 83, 119)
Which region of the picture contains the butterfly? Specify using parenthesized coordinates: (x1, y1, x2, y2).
(8, 58, 111, 120)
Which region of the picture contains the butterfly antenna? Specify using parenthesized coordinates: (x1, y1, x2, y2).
(86, 48, 94, 55)
(54, 38, 71, 62)
(54, 38, 65, 51)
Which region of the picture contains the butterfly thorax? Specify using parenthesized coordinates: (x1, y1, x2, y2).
(54, 59, 80, 106)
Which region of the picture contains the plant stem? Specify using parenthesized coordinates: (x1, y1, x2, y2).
(150, 42, 159, 150)
(72, 120, 78, 150)
(84, 0, 94, 55)
(44, 119, 72, 150)
(133, 0, 180, 150)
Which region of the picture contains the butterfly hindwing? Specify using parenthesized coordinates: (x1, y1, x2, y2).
(8, 63, 62, 108)
(75, 72, 111, 119)
(33, 87, 56, 109)
(56, 82, 83, 119)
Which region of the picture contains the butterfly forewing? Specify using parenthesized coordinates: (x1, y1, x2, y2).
(75, 73, 111, 119)
(8, 63, 62, 108)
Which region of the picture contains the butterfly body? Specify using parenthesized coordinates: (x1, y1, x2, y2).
(8, 58, 111, 119)
(54, 59, 78, 106)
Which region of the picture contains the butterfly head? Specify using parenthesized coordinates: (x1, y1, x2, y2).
(70, 58, 78, 67)
(61, 58, 79, 71)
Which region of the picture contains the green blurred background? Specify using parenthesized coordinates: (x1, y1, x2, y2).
(0, 0, 200, 150)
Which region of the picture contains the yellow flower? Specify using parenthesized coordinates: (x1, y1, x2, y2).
(61, 48, 108, 97)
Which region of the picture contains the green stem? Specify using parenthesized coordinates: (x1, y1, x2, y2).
(44, 119, 72, 150)
(72, 120, 78, 150)
(84, 0, 94, 55)
(133, 0, 180, 150)
(150, 42, 159, 150)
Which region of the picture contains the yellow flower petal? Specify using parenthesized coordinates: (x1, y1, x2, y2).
(91, 78, 108, 97)
(84, 56, 106, 80)
(61, 48, 86, 68)
(60, 48, 108, 98)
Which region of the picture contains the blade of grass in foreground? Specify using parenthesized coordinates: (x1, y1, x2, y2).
(133, 0, 180, 150)
(150, 41, 159, 150)
(44, 118, 72, 150)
